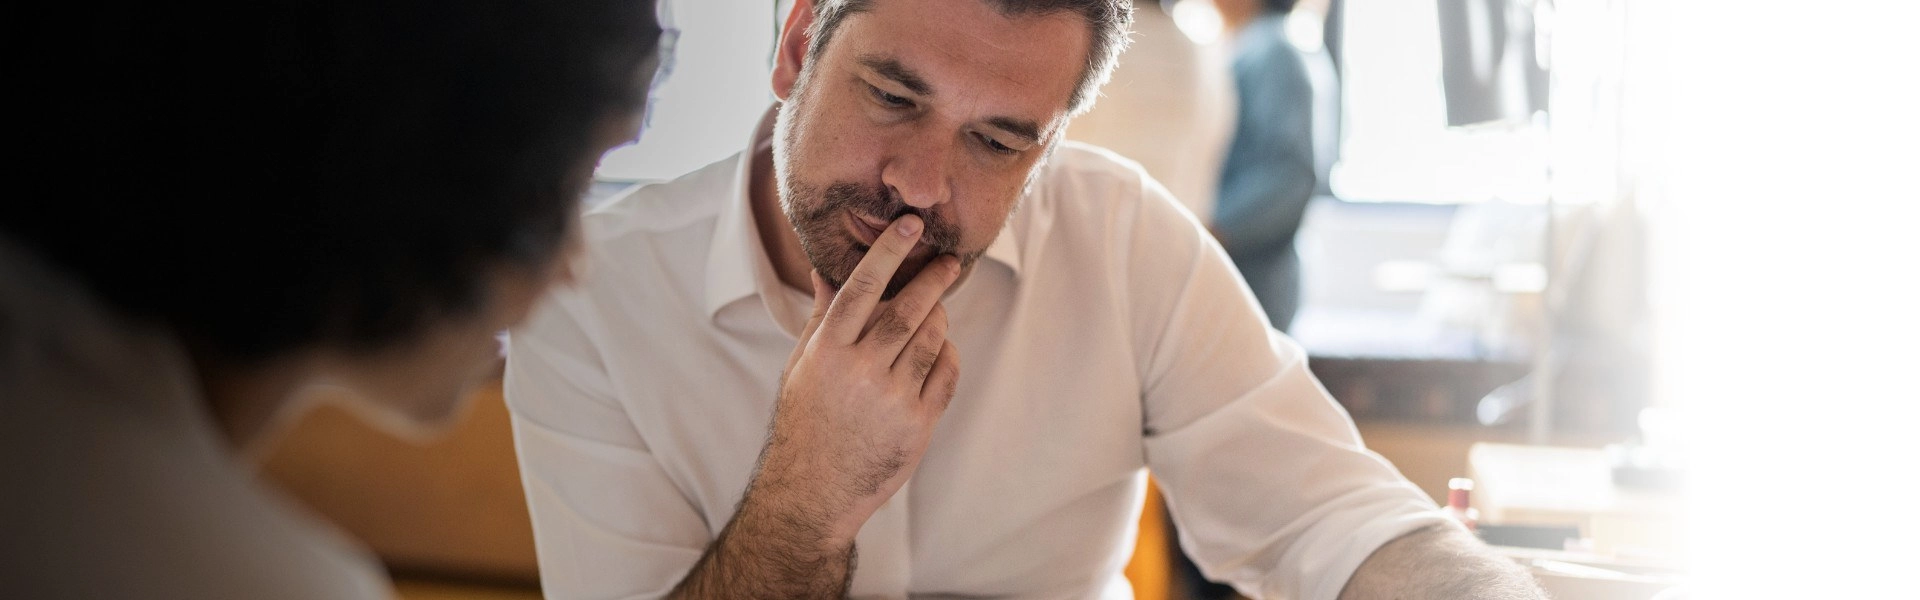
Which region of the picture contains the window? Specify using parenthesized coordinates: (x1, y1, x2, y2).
(595, 0, 779, 183)
(1335, 0, 1555, 204)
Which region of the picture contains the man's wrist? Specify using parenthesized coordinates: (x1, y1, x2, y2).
(748, 450, 879, 549)
(740, 463, 865, 553)
(671, 485, 858, 599)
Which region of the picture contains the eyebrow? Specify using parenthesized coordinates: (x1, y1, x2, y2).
(858, 55, 933, 97)
(856, 53, 1044, 146)
(986, 116, 1042, 145)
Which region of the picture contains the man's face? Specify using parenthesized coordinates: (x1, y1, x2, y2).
(773, 0, 1091, 297)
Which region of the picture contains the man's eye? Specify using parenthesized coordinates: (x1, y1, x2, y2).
(977, 132, 1017, 155)
(868, 85, 912, 109)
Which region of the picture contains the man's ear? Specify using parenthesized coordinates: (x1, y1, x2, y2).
(772, 0, 819, 102)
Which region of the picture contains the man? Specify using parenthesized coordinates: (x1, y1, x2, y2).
(2, 0, 662, 597)
(505, 0, 1546, 598)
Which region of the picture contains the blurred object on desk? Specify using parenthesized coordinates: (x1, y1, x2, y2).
(1445, 477, 1480, 530)
(1499, 546, 1687, 600)
(1354, 422, 1619, 511)
(1469, 442, 1685, 565)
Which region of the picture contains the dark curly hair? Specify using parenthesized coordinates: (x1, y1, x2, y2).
(8, 0, 662, 361)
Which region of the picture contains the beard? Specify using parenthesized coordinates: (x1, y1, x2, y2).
(782, 178, 976, 299)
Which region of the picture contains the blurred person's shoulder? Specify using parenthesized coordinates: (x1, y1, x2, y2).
(1007, 141, 1208, 281)
(1031, 141, 1199, 232)
(1036, 140, 1149, 202)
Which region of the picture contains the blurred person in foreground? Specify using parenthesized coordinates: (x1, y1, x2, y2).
(504, 0, 1545, 598)
(2, 0, 662, 597)
(1065, 0, 1236, 224)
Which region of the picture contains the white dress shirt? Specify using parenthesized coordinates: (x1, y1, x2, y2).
(505, 128, 1446, 600)
(0, 238, 390, 600)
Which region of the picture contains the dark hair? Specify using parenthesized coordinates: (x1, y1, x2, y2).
(8, 0, 661, 360)
(807, 0, 1133, 116)
(1266, 0, 1300, 14)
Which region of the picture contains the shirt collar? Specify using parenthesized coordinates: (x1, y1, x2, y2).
(703, 106, 1024, 322)
(700, 133, 767, 321)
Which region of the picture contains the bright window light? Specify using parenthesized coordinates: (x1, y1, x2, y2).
(1335, 0, 1550, 204)
(595, 0, 776, 183)
(1170, 0, 1225, 46)
(1647, 1, 1920, 597)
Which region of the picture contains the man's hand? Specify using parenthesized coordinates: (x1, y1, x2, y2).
(672, 214, 963, 599)
(768, 215, 963, 544)
(1338, 524, 1548, 600)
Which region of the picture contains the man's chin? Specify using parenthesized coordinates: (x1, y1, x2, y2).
(816, 239, 942, 300)
(821, 262, 923, 301)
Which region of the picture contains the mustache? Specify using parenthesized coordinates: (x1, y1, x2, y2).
(810, 182, 962, 253)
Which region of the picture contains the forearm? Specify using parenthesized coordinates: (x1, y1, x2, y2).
(669, 483, 857, 600)
(1338, 524, 1546, 600)
(670, 220, 960, 598)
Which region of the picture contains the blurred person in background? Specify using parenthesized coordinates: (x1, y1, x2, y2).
(1066, 0, 1237, 224)
(505, 0, 1545, 598)
(1212, 0, 1328, 332)
(2, 0, 662, 597)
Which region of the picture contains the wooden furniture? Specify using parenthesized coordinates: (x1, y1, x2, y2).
(260, 381, 539, 582)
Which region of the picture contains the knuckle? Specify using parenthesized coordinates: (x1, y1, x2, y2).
(909, 347, 940, 381)
(824, 299, 862, 325)
(869, 310, 913, 346)
(937, 352, 960, 382)
(923, 311, 949, 339)
(930, 372, 958, 412)
(847, 270, 884, 297)
(888, 296, 925, 322)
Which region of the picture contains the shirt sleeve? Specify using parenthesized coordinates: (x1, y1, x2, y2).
(503, 290, 710, 599)
(1127, 174, 1447, 600)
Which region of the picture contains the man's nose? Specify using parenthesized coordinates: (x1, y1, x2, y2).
(880, 127, 954, 210)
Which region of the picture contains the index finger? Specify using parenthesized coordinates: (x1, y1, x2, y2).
(820, 214, 924, 345)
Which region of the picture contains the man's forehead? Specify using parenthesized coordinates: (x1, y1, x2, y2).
(833, 0, 1089, 131)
